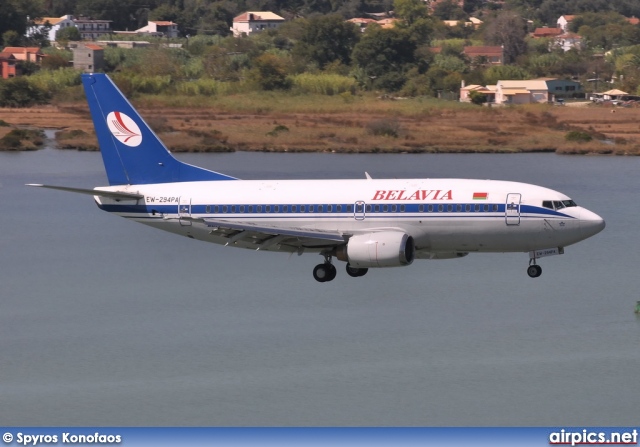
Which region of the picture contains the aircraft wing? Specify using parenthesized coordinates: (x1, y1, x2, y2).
(194, 218, 348, 250)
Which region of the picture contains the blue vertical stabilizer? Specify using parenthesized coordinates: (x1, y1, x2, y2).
(82, 73, 237, 185)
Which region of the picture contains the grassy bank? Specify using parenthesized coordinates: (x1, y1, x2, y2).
(1, 93, 639, 155)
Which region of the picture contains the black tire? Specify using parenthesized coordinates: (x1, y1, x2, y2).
(346, 264, 368, 278)
(326, 264, 337, 281)
(313, 264, 328, 282)
(527, 265, 542, 278)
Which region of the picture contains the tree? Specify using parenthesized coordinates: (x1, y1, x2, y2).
(2, 30, 21, 47)
(432, 0, 466, 21)
(56, 26, 81, 42)
(0, 0, 43, 45)
(394, 0, 428, 26)
(293, 15, 360, 69)
(250, 54, 291, 90)
(484, 11, 527, 64)
(352, 25, 418, 89)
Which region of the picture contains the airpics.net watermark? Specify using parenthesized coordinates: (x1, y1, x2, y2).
(549, 429, 638, 446)
(3, 432, 122, 446)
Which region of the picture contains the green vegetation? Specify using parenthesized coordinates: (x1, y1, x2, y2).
(1, 0, 640, 107)
(0, 128, 44, 151)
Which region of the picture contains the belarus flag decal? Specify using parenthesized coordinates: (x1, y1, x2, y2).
(473, 192, 488, 200)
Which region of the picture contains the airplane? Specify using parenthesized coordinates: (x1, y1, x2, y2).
(29, 73, 605, 282)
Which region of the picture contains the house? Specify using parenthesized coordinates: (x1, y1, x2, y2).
(134, 20, 179, 38)
(557, 15, 575, 32)
(544, 78, 582, 99)
(231, 12, 285, 37)
(0, 52, 20, 78)
(72, 43, 104, 72)
(554, 32, 582, 51)
(442, 18, 482, 29)
(347, 18, 377, 32)
(463, 46, 503, 65)
(495, 80, 549, 104)
(2, 47, 45, 64)
(27, 15, 76, 42)
(532, 27, 563, 38)
(459, 84, 496, 103)
(96, 40, 151, 49)
(377, 18, 399, 29)
(73, 17, 112, 40)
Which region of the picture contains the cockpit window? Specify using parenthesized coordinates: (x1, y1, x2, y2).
(543, 199, 578, 210)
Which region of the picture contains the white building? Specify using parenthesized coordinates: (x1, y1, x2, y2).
(495, 80, 549, 105)
(231, 12, 285, 37)
(27, 15, 76, 42)
(557, 15, 575, 32)
(134, 21, 179, 38)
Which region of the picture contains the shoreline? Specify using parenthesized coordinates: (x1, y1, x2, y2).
(1, 101, 639, 155)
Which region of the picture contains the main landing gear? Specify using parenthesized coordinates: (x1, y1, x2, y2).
(313, 255, 368, 282)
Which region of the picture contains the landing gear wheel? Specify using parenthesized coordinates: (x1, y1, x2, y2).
(313, 263, 337, 282)
(527, 265, 542, 278)
(326, 264, 337, 281)
(346, 263, 368, 278)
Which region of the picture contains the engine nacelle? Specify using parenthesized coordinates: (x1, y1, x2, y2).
(337, 232, 415, 268)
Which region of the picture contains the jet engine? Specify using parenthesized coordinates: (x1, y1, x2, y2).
(336, 232, 415, 268)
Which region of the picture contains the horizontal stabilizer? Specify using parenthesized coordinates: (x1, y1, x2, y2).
(26, 184, 144, 200)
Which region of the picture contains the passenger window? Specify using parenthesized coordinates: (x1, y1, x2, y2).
(337, 205, 342, 212)
(456, 205, 462, 212)
(366, 205, 372, 212)
(214, 206, 219, 213)
(438, 204, 443, 212)
(428, 204, 433, 212)
(391, 205, 397, 212)
(206, 205, 211, 213)
(447, 204, 452, 212)
(383, 205, 388, 212)
(327, 205, 332, 212)
(465, 204, 470, 212)
(484, 204, 489, 211)
(375, 205, 380, 212)
(223, 205, 228, 213)
(419, 205, 424, 212)
(400, 205, 405, 212)
(347, 205, 353, 212)
(474, 204, 479, 212)
(493, 204, 498, 212)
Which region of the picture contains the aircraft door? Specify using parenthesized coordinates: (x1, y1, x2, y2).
(505, 193, 521, 226)
(178, 196, 192, 226)
(354, 201, 366, 221)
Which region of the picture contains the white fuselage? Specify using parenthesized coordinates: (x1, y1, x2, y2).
(95, 177, 604, 258)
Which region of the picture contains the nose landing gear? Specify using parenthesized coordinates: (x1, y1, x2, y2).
(527, 263, 542, 278)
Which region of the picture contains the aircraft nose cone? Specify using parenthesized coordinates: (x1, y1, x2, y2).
(580, 209, 605, 239)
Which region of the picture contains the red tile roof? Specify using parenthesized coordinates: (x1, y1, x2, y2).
(533, 27, 563, 37)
